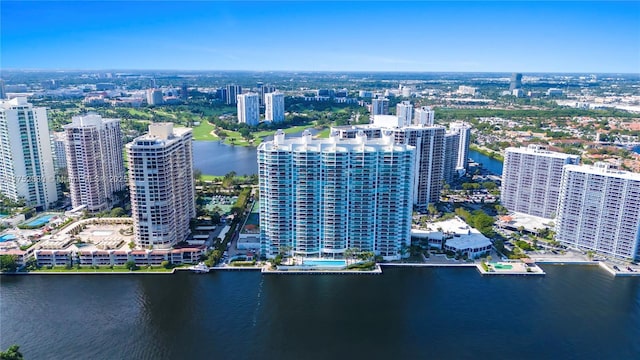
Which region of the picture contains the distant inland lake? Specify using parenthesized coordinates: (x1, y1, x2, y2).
(193, 137, 501, 176)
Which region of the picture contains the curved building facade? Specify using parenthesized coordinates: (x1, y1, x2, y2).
(258, 130, 414, 260)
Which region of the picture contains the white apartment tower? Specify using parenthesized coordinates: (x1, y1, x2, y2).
(331, 124, 446, 209)
(237, 93, 260, 126)
(556, 163, 640, 261)
(0, 98, 57, 210)
(52, 132, 67, 171)
(501, 145, 580, 219)
(258, 130, 414, 261)
(414, 106, 435, 126)
(371, 97, 389, 116)
(396, 101, 413, 127)
(265, 91, 285, 123)
(127, 123, 195, 249)
(146, 89, 163, 106)
(392, 126, 446, 209)
(449, 121, 471, 171)
(64, 114, 125, 212)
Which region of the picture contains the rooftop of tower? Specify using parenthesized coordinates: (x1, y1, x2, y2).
(258, 129, 415, 153)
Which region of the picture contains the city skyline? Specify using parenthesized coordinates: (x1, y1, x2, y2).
(1, 1, 639, 73)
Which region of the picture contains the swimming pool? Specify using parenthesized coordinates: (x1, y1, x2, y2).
(22, 214, 56, 227)
(303, 259, 347, 267)
(0, 234, 17, 242)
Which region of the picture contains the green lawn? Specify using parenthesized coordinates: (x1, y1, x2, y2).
(125, 108, 153, 119)
(316, 128, 331, 138)
(192, 121, 218, 141)
(219, 123, 317, 147)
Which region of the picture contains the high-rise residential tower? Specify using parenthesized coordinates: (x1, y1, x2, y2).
(556, 163, 640, 261)
(449, 121, 471, 172)
(127, 123, 195, 249)
(265, 92, 285, 123)
(64, 114, 125, 212)
(258, 130, 414, 260)
(146, 89, 163, 106)
(52, 132, 67, 171)
(443, 131, 461, 184)
(510, 73, 523, 91)
(414, 106, 435, 126)
(259, 84, 276, 106)
(180, 84, 188, 101)
(226, 84, 242, 105)
(332, 124, 446, 210)
(371, 97, 389, 116)
(237, 93, 260, 126)
(501, 145, 580, 219)
(392, 126, 445, 209)
(396, 101, 413, 127)
(0, 98, 57, 210)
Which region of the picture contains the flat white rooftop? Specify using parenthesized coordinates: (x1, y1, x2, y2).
(412, 216, 491, 249)
(498, 212, 555, 232)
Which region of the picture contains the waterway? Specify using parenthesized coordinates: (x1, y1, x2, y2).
(469, 149, 503, 175)
(1, 266, 638, 359)
(193, 141, 258, 176)
(193, 142, 505, 177)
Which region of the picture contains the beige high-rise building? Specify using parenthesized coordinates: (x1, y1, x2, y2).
(127, 123, 195, 249)
(64, 114, 125, 212)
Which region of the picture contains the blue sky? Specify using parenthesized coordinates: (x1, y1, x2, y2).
(1, 1, 639, 72)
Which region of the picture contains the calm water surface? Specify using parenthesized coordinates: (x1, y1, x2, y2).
(192, 130, 317, 176)
(193, 143, 504, 177)
(193, 141, 257, 176)
(1, 266, 638, 360)
(469, 149, 503, 175)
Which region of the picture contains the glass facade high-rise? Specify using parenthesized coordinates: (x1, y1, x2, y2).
(258, 130, 414, 260)
(332, 124, 446, 210)
(226, 84, 242, 105)
(443, 131, 460, 184)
